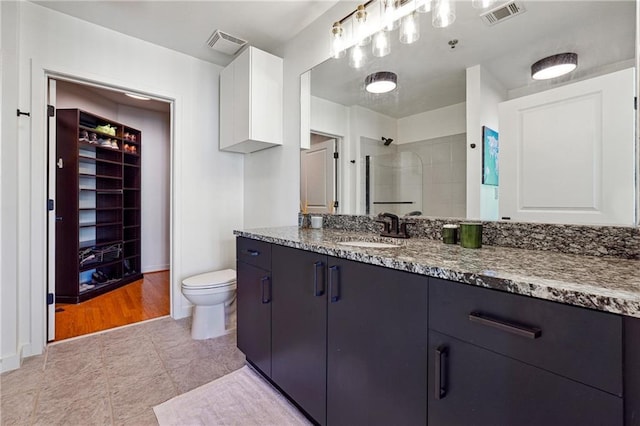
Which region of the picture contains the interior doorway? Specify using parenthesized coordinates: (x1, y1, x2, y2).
(48, 78, 172, 341)
(300, 133, 338, 214)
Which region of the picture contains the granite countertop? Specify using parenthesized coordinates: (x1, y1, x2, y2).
(234, 226, 640, 318)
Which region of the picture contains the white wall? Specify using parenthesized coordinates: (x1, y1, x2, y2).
(1, 1, 243, 372)
(466, 65, 506, 220)
(244, 1, 356, 229)
(397, 102, 466, 144)
(117, 105, 171, 273)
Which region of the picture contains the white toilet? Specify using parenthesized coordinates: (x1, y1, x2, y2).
(181, 269, 237, 340)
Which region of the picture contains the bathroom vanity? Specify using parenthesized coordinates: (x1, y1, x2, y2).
(234, 227, 640, 426)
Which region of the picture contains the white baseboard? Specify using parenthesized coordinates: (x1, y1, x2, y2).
(0, 348, 22, 373)
(174, 304, 193, 320)
(142, 264, 170, 273)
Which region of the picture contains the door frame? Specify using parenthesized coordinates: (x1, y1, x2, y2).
(30, 60, 179, 351)
(308, 131, 342, 214)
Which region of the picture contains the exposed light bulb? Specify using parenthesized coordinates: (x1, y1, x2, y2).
(355, 4, 371, 46)
(330, 21, 345, 59)
(372, 30, 391, 57)
(400, 12, 420, 44)
(432, 0, 456, 28)
(382, 0, 399, 31)
(349, 44, 368, 69)
(472, 0, 496, 9)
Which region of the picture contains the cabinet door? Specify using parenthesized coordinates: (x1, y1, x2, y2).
(428, 330, 623, 426)
(327, 258, 428, 426)
(236, 261, 271, 376)
(272, 246, 327, 424)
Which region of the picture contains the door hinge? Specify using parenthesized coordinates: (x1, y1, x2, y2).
(635, 97, 637, 110)
(333, 152, 339, 159)
(47, 105, 55, 117)
(57, 158, 63, 169)
(47, 293, 54, 305)
(334, 200, 339, 208)
(48, 199, 54, 211)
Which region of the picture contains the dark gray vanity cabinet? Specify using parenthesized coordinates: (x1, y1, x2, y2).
(326, 257, 428, 426)
(271, 245, 328, 423)
(625, 316, 640, 425)
(428, 278, 624, 425)
(236, 237, 272, 376)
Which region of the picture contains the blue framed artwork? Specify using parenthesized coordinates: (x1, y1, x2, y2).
(482, 126, 499, 186)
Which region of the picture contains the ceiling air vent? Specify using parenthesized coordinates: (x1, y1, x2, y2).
(207, 30, 247, 55)
(480, 1, 526, 26)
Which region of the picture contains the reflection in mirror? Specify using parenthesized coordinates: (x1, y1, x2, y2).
(363, 149, 424, 217)
(303, 0, 637, 226)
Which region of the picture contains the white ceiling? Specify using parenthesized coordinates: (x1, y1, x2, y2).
(310, 1, 636, 118)
(32, 0, 340, 66)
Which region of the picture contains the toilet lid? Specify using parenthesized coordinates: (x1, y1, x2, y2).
(182, 269, 236, 289)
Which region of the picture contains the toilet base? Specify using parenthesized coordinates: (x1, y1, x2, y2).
(191, 303, 226, 340)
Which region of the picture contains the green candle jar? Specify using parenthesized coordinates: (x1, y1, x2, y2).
(460, 222, 483, 248)
(442, 224, 459, 244)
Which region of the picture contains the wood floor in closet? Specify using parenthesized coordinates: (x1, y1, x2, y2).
(54, 270, 170, 341)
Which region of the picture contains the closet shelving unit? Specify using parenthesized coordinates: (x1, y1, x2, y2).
(56, 108, 142, 303)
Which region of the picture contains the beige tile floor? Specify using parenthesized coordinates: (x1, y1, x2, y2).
(0, 316, 245, 426)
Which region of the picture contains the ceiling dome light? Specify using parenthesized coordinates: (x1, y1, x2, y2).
(365, 71, 398, 94)
(531, 52, 578, 80)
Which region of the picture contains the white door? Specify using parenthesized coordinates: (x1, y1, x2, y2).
(47, 78, 57, 341)
(300, 138, 336, 214)
(498, 68, 635, 225)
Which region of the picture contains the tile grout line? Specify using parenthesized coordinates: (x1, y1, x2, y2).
(149, 326, 181, 398)
(29, 347, 49, 426)
(100, 335, 116, 426)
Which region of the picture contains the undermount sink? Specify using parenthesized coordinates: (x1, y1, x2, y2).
(337, 241, 402, 249)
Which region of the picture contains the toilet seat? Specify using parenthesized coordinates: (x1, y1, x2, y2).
(182, 269, 236, 290)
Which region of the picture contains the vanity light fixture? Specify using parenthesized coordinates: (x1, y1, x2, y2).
(355, 4, 372, 46)
(365, 71, 398, 94)
(400, 11, 420, 44)
(531, 52, 578, 80)
(125, 93, 151, 101)
(372, 30, 391, 57)
(432, 0, 456, 28)
(382, 0, 399, 31)
(349, 44, 368, 69)
(331, 21, 346, 59)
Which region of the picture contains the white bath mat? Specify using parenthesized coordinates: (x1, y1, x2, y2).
(153, 366, 311, 425)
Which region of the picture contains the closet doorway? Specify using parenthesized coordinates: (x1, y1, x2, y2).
(49, 79, 171, 341)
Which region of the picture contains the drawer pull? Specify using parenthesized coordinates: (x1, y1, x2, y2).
(313, 261, 325, 297)
(435, 345, 448, 400)
(261, 276, 271, 304)
(469, 312, 541, 339)
(241, 249, 260, 257)
(329, 265, 340, 303)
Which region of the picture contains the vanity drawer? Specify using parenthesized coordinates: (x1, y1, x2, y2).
(237, 237, 272, 270)
(429, 278, 623, 396)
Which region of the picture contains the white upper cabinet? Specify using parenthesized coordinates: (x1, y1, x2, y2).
(220, 46, 283, 153)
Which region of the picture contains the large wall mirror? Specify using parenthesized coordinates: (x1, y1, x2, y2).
(301, 0, 637, 226)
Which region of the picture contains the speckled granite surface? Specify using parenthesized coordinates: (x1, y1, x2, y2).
(234, 227, 640, 318)
(313, 214, 640, 259)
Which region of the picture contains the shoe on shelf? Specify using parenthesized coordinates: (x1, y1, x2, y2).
(89, 133, 98, 144)
(111, 140, 119, 150)
(99, 138, 112, 148)
(79, 130, 89, 142)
